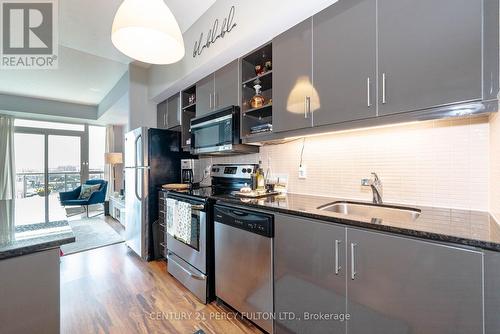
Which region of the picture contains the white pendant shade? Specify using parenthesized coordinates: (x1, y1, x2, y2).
(111, 0, 185, 65)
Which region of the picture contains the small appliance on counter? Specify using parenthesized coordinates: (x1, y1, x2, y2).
(181, 159, 200, 185)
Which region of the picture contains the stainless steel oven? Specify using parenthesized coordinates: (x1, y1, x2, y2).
(165, 193, 209, 303)
(190, 106, 258, 155)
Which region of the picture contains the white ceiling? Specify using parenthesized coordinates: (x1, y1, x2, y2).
(0, 0, 215, 109)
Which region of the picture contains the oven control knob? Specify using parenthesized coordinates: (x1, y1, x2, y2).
(242, 168, 247, 173)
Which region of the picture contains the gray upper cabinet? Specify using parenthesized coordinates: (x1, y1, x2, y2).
(214, 60, 240, 109)
(156, 100, 167, 129)
(196, 74, 214, 117)
(196, 60, 240, 117)
(377, 0, 483, 116)
(272, 18, 313, 133)
(157, 94, 181, 129)
(166, 93, 181, 129)
(313, 0, 377, 126)
(346, 228, 483, 334)
(274, 214, 346, 333)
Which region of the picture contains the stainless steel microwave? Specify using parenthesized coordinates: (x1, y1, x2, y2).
(190, 106, 259, 155)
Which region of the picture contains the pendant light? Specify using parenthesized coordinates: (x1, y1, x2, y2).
(111, 0, 185, 65)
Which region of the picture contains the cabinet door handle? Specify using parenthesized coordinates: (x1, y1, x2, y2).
(209, 93, 212, 109)
(304, 96, 311, 119)
(367, 77, 371, 107)
(335, 239, 342, 275)
(382, 73, 387, 104)
(350, 242, 357, 280)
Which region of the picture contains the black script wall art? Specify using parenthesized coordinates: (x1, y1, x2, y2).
(192, 6, 237, 58)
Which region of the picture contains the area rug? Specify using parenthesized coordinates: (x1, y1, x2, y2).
(60, 218, 124, 255)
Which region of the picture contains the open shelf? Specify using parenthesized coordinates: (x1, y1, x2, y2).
(241, 42, 273, 140)
(182, 102, 196, 112)
(242, 70, 273, 88)
(241, 43, 272, 83)
(244, 104, 273, 119)
(243, 130, 274, 142)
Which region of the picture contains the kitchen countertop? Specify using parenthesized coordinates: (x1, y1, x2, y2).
(211, 193, 500, 252)
(0, 220, 75, 260)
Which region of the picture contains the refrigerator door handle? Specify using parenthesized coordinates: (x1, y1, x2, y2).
(135, 168, 142, 201)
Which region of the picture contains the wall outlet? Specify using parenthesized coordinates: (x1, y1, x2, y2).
(298, 165, 307, 179)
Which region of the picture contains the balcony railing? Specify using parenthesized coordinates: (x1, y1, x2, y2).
(16, 171, 104, 198)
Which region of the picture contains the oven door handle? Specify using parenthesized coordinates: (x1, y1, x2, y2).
(167, 252, 207, 281)
(191, 204, 205, 211)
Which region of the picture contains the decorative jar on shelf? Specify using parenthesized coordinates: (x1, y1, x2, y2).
(250, 81, 265, 109)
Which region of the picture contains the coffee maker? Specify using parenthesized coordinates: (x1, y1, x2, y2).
(181, 159, 200, 185)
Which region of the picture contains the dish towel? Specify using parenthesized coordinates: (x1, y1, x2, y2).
(175, 201, 192, 244)
(166, 198, 177, 238)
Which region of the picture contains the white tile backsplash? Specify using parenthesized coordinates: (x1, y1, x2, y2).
(201, 115, 491, 211)
(490, 112, 500, 220)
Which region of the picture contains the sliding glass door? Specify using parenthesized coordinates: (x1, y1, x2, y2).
(14, 120, 87, 224)
(48, 135, 82, 222)
(14, 133, 46, 225)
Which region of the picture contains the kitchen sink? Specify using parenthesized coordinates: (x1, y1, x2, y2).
(317, 201, 421, 223)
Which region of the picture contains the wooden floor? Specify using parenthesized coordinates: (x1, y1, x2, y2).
(60, 243, 263, 334)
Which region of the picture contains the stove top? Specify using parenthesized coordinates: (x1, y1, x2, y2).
(165, 163, 259, 200)
(166, 185, 246, 201)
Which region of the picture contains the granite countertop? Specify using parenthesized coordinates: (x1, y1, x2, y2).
(0, 220, 75, 260)
(212, 193, 500, 252)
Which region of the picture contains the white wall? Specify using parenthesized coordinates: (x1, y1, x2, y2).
(148, 0, 338, 102)
(200, 116, 490, 211)
(129, 64, 156, 130)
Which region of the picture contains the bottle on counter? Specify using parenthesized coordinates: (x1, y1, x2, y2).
(251, 172, 258, 191)
(256, 168, 265, 191)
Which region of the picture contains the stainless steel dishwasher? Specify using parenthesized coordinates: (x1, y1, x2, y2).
(214, 204, 274, 333)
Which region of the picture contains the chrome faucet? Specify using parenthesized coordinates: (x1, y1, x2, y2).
(361, 172, 383, 204)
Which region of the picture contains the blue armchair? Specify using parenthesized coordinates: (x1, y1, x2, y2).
(59, 179, 108, 217)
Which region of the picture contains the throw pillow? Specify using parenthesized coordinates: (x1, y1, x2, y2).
(78, 184, 101, 200)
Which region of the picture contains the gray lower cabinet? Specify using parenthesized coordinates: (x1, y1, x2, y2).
(272, 18, 313, 133)
(274, 213, 484, 334)
(196, 74, 215, 116)
(313, 0, 377, 125)
(214, 60, 239, 110)
(346, 228, 483, 334)
(0, 249, 60, 334)
(166, 93, 181, 129)
(157, 100, 167, 129)
(274, 214, 346, 334)
(377, 0, 483, 115)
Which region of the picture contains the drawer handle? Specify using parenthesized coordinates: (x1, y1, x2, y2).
(167, 253, 206, 281)
(160, 242, 167, 249)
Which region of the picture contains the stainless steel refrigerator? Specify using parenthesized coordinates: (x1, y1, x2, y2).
(124, 127, 192, 261)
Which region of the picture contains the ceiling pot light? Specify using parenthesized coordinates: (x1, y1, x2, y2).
(111, 0, 185, 65)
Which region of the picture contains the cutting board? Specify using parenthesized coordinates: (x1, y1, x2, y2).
(234, 191, 280, 198)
